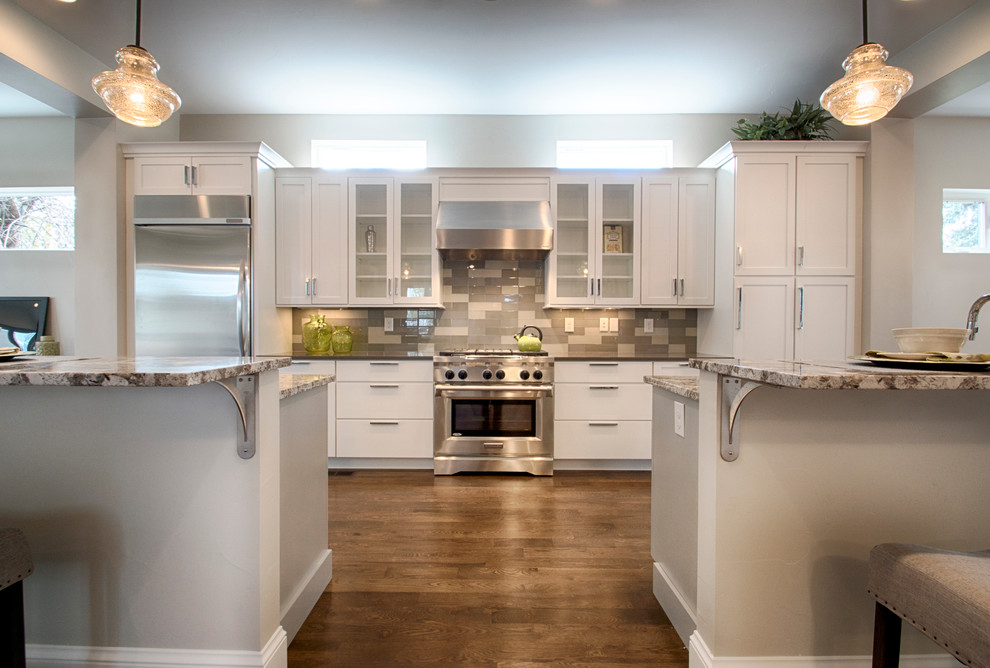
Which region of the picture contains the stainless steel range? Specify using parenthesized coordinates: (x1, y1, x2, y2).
(434, 348, 554, 476)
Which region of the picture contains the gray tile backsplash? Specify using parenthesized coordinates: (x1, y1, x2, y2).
(291, 260, 696, 356)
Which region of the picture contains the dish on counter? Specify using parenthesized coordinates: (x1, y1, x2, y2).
(0, 348, 35, 362)
(852, 352, 990, 371)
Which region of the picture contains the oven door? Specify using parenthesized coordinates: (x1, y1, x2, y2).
(434, 384, 553, 459)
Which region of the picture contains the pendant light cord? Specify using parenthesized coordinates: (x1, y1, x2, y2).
(862, 0, 869, 45)
(134, 0, 142, 48)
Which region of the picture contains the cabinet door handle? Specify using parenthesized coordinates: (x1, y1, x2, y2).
(191, 166, 198, 186)
(672, 278, 678, 297)
(388, 277, 392, 297)
(736, 287, 743, 330)
(679, 278, 685, 297)
(312, 277, 317, 296)
(598, 278, 601, 296)
(183, 165, 190, 185)
(736, 246, 743, 266)
(798, 286, 805, 330)
(589, 278, 595, 297)
(797, 245, 805, 267)
(588, 422, 619, 427)
(305, 278, 310, 296)
(589, 385, 619, 390)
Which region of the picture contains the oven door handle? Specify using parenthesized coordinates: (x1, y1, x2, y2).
(435, 384, 553, 395)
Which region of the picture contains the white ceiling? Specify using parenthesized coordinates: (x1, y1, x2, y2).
(1, 0, 984, 118)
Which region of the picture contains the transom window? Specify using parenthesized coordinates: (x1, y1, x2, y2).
(556, 140, 673, 169)
(311, 140, 427, 170)
(0, 188, 75, 250)
(943, 189, 990, 254)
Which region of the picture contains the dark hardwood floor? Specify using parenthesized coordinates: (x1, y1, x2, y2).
(288, 470, 688, 667)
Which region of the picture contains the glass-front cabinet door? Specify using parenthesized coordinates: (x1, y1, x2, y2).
(349, 179, 392, 304)
(597, 181, 639, 304)
(395, 179, 439, 304)
(549, 179, 595, 306)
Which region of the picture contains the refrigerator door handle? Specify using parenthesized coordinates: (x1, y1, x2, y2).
(237, 261, 249, 356)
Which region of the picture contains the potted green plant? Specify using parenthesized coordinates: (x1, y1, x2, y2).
(732, 99, 836, 141)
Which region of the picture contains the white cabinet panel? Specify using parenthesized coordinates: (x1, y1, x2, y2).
(336, 419, 433, 458)
(131, 155, 252, 195)
(555, 420, 652, 459)
(733, 277, 795, 360)
(336, 382, 433, 420)
(335, 360, 432, 382)
(794, 277, 857, 361)
(275, 177, 313, 305)
(734, 154, 795, 276)
(555, 361, 652, 384)
(796, 156, 857, 276)
(554, 383, 652, 421)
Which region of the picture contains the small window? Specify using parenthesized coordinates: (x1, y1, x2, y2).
(0, 188, 75, 250)
(556, 140, 673, 169)
(943, 189, 990, 253)
(311, 140, 427, 170)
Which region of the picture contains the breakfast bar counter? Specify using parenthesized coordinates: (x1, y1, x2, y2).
(649, 358, 990, 667)
(0, 356, 294, 668)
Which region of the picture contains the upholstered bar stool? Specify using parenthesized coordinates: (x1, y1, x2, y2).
(0, 528, 33, 668)
(868, 542, 990, 668)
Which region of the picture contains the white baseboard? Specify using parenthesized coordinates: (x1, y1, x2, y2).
(553, 459, 650, 471)
(652, 561, 697, 647)
(281, 548, 333, 643)
(688, 631, 959, 668)
(27, 626, 288, 668)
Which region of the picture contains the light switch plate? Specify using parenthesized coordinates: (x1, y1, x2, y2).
(384, 317, 394, 332)
(674, 401, 685, 438)
(644, 318, 654, 334)
(564, 317, 575, 333)
(599, 317, 609, 332)
(609, 317, 619, 332)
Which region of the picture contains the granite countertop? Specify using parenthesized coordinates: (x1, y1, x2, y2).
(0, 356, 290, 387)
(690, 358, 990, 390)
(645, 375, 700, 400)
(286, 349, 724, 362)
(279, 373, 334, 399)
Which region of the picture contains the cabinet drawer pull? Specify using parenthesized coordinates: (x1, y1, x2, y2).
(369, 384, 400, 389)
(369, 362, 399, 366)
(589, 385, 619, 390)
(588, 362, 619, 367)
(588, 422, 619, 427)
(369, 421, 399, 426)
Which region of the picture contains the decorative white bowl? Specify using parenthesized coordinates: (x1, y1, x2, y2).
(892, 328, 970, 353)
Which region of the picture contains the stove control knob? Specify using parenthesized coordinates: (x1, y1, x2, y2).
(457, 369, 469, 380)
(519, 370, 531, 380)
(444, 369, 455, 380)
(532, 369, 543, 380)
(495, 369, 506, 380)
(482, 369, 493, 380)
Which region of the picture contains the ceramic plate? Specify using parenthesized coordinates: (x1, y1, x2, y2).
(851, 355, 990, 371)
(0, 349, 34, 362)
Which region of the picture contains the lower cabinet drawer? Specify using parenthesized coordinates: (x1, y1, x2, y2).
(553, 383, 652, 421)
(336, 419, 433, 458)
(336, 382, 432, 419)
(554, 419, 652, 459)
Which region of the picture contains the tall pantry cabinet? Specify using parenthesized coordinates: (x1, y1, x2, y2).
(697, 141, 868, 360)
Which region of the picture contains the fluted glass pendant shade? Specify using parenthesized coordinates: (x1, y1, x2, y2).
(820, 42, 912, 126)
(92, 45, 181, 127)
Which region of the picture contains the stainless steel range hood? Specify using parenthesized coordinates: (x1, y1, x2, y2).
(435, 201, 553, 261)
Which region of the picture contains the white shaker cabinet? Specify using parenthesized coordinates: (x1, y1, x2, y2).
(699, 141, 866, 361)
(275, 175, 348, 306)
(641, 173, 715, 306)
(131, 155, 254, 196)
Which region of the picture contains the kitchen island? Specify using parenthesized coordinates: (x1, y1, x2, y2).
(0, 356, 296, 668)
(649, 359, 990, 668)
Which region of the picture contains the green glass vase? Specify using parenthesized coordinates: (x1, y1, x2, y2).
(331, 325, 353, 354)
(302, 314, 331, 353)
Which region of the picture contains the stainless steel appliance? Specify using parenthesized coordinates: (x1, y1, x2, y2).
(435, 201, 553, 261)
(434, 348, 554, 476)
(133, 195, 252, 356)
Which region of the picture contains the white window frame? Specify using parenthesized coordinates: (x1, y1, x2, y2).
(0, 187, 75, 251)
(556, 140, 673, 169)
(943, 188, 990, 254)
(311, 140, 427, 170)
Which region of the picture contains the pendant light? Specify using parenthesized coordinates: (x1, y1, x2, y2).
(91, 0, 181, 127)
(820, 0, 913, 126)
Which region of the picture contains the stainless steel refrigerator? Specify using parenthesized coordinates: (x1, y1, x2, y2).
(133, 195, 252, 357)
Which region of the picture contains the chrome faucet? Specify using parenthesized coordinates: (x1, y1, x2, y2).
(966, 293, 990, 340)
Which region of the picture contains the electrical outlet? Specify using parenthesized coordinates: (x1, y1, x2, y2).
(609, 317, 619, 332)
(384, 317, 394, 332)
(644, 318, 654, 334)
(564, 317, 575, 333)
(674, 401, 685, 438)
(599, 317, 609, 332)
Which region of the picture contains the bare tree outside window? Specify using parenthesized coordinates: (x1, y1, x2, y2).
(0, 190, 75, 250)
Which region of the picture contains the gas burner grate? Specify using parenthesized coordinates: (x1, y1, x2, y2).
(436, 348, 549, 357)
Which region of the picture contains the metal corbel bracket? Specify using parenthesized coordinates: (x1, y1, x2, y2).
(214, 374, 258, 459)
(720, 377, 765, 462)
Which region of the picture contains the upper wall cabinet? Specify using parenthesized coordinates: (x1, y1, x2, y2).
(349, 177, 440, 306)
(130, 155, 254, 196)
(641, 173, 715, 307)
(546, 177, 641, 307)
(275, 175, 348, 306)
